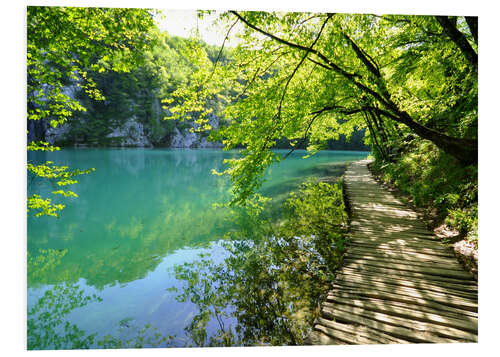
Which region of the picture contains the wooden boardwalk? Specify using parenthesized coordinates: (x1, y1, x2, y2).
(308, 160, 478, 344)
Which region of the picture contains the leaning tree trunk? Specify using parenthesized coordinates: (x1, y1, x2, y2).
(378, 107, 478, 165)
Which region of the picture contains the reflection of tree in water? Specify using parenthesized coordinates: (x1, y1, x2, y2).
(28, 283, 101, 350)
(27, 149, 235, 290)
(27, 151, 361, 292)
(27, 250, 175, 350)
(28, 282, 177, 350)
(171, 180, 348, 346)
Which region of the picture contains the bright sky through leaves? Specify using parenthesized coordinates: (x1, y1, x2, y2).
(155, 9, 241, 46)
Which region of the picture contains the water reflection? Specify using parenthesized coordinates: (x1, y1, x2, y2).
(171, 181, 349, 346)
(28, 149, 237, 289)
(27, 149, 368, 349)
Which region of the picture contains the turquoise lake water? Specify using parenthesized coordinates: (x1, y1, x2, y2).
(27, 148, 369, 349)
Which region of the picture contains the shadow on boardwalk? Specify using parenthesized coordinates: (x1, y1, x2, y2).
(307, 160, 478, 344)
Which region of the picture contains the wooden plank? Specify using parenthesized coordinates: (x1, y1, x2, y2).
(320, 305, 456, 343)
(326, 289, 477, 321)
(349, 228, 439, 240)
(342, 259, 473, 280)
(305, 330, 338, 345)
(343, 255, 470, 276)
(322, 303, 476, 342)
(346, 250, 465, 270)
(348, 198, 405, 206)
(349, 229, 438, 241)
(324, 295, 477, 333)
(348, 228, 439, 242)
(345, 193, 408, 202)
(345, 253, 467, 275)
(336, 271, 478, 300)
(345, 187, 404, 196)
(347, 241, 455, 258)
(314, 323, 380, 345)
(351, 214, 425, 227)
(349, 223, 434, 237)
(347, 245, 456, 261)
(347, 196, 407, 206)
(349, 229, 442, 242)
(329, 284, 477, 313)
(346, 246, 464, 267)
(348, 236, 452, 251)
(314, 317, 408, 344)
(327, 288, 478, 320)
(349, 204, 418, 217)
(341, 265, 477, 288)
(351, 209, 418, 220)
(349, 215, 429, 225)
(349, 202, 409, 210)
(334, 275, 477, 307)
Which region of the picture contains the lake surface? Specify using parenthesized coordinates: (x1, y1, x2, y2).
(27, 148, 369, 349)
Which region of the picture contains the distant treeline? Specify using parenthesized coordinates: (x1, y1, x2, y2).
(29, 25, 367, 151)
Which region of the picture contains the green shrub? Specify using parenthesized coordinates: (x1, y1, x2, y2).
(373, 139, 477, 243)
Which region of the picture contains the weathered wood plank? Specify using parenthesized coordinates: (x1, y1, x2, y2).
(349, 228, 442, 240)
(346, 246, 463, 267)
(326, 289, 477, 322)
(336, 271, 478, 299)
(314, 317, 408, 344)
(349, 203, 418, 217)
(342, 259, 473, 280)
(304, 330, 338, 345)
(344, 253, 467, 275)
(320, 305, 457, 343)
(351, 213, 425, 226)
(324, 295, 477, 332)
(349, 226, 439, 239)
(322, 303, 476, 342)
(329, 283, 477, 313)
(314, 322, 380, 344)
(328, 289, 478, 320)
(349, 230, 441, 242)
(349, 223, 435, 237)
(334, 275, 477, 306)
(347, 241, 455, 258)
(341, 265, 476, 287)
(347, 236, 452, 251)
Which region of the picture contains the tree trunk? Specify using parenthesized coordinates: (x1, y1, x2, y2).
(363, 112, 387, 161)
(435, 16, 477, 72)
(465, 17, 478, 45)
(233, 12, 478, 165)
(376, 108, 477, 164)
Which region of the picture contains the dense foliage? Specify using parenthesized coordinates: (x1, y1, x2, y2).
(27, 6, 156, 216)
(372, 139, 478, 244)
(166, 12, 477, 207)
(57, 30, 231, 147)
(27, 7, 478, 349)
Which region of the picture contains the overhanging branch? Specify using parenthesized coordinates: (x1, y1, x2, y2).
(435, 16, 478, 71)
(206, 18, 239, 82)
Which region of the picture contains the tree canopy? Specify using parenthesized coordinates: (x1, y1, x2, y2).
(27, 6, 156, 216)
(165, 11, 477, 205)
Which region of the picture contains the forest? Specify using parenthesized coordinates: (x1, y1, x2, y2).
(26, 6, 477, 349)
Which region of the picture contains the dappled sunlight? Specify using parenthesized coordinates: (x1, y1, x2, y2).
(312, 161, 477, 344)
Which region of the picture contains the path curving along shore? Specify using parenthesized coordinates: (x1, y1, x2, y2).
(307, 160, 478, 344)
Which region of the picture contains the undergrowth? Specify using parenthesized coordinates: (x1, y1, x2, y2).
(371, 139, 478, 246)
